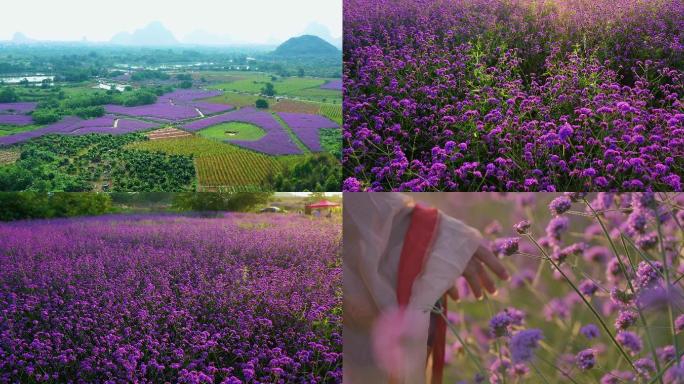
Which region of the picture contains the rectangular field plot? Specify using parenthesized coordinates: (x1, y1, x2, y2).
(127, 136, 283, 191)
(208, 74, 341, 103)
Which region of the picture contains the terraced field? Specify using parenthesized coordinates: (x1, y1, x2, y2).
(319, 103, 342, 124)
(0, 149, 19, 165)
(127, 136, 282, 191)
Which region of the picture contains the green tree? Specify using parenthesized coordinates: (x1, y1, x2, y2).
(0, 87, 18, 102)
(172, 192, 273, 214)
(261, 82, 276, 96)
(32, 109, 61, 124)
(255, 99, 269, 109)
(268, 153, 341, 192)
(0, 192, 111, 221)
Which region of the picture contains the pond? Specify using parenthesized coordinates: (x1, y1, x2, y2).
(0, 75, 54, 84)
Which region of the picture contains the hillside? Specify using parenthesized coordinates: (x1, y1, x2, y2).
(272, 35, 339, 57)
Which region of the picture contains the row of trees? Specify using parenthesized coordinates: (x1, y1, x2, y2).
(268, 153, 341, 192)
(0, 192, 275, 221)
(0, 193, 111, 221)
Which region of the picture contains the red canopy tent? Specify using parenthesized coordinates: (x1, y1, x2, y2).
(307, 200, 341, 209)
(305, 200, 341, 215)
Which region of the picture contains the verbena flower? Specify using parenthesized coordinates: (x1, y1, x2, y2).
(493, 237, 520, 256)
(616, 331, 643, 353)
(509, 329, 544, 362)
(514, 220, 531, 234)
(576, 349, 596, 370)
(489, 312, 513, 337)
(614, 310, 638, 330)
(580, 324, 600, 339)
(549, 196, 573, 216)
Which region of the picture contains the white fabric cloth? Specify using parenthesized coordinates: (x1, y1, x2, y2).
(344, 193, 482, 384)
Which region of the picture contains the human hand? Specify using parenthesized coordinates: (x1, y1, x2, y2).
(448, 243, 509, 300)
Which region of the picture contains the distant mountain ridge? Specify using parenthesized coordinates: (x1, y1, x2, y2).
(110, 21, 178, 46)
(272, 35, 340, 57)
(10, 32, 36, 44)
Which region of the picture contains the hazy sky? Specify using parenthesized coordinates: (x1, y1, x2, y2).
(1, 0, 341, 43)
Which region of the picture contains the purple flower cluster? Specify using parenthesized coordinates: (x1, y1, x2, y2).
(343, 0, 684, 191)
(492, 237, 520, 256)
(442, 193, 684, 382)
(183, 108, 303, 155)
(576, 349, 596, 370)
(0, 114, 34, 126)
(0, 213, 342, 383)
(320, 79, 343, 90)
(509, 329, 543, 363)
(489, 312, 513, 337)
(0, 115, 158, 146)
(549, 196, 572, 216)
(0, 102, 37, 114)
(277, 112, 339, 152)
(106, 90, 232, 121)
(580, 324, 600, 339)
(0, 102, 38, 126)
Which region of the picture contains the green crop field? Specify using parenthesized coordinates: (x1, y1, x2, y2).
(320, 128, 342, 158)
(198, 122, 265, 141)
(127, 136, 283, 191)
(208, 73, 341, 103)
(318, 103, 342, 124)
(204, 93, 262, 107)
(0, 124, 44, 137)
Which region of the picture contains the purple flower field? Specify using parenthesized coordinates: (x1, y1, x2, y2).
(0, 213, 342, 383)
(105, 103, 202, 121)
(277, 113, 339, 152)
(184, 108, 303, 155)
(343, 0, 684, 192)
(106, 90, 231, 121)
(399, 192, 684, 383)
(0, 114, 33, 126)
(320, 80, 342, 91)
(0, 102, 37, 115)
(0, 116, 157, 146)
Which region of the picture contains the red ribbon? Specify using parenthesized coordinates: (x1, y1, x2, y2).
(396, 204, 445, 384)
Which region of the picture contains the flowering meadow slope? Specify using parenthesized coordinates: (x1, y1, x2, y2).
(419, 192, 684, 383)
(343, 0, 684, 191)
(0, 213, 341, 383)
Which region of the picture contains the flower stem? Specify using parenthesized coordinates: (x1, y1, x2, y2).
(530, 360, 551, 384)
(433, 306, 485, 374)
(536, 354, 581, 384)
(525, 234, 636, 372)
(656, 213, 680, 357)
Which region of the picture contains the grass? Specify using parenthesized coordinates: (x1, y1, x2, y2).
(320, 128, 342, 158)
(272, 113, 310, 154)
(198, 122, 266, 141)
(0, 124, 43, 137)
(126, 136, 285, 191)
(208, 73, 341, 103)
(204, 93, 261, 107)
(271, 99, 321, 114)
